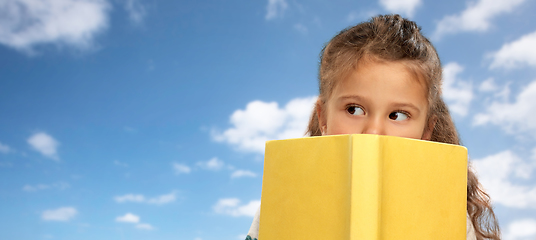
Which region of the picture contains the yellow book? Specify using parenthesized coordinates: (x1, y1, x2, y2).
(258, 134, 467, 240)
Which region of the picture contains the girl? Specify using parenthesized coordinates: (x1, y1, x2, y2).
(246, 14, 500, 240)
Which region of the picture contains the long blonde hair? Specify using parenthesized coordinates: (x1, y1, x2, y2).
(306, 14, 500, 240)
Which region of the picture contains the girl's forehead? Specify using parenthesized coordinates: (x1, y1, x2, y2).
(332, 60, 429, 105)
(358, 58, 427, 84)
(330, 58, 428, 94)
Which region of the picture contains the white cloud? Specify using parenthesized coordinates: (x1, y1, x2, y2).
(503, 218, 536, 240)
(135, 223, 154, 230)
(478, 78, 511, 103)
(114, 192, 176, 205)
(293, 23, 307, 34)
(433, 0, 526, 39)
(23, 182, 69, 192)
(473, 80, 536, 134)
(146, 192, 176, 205)
(379, 0, 421, 18)
(213, 198, 260, 217)
(116, 213, 154, 230)
(213, 96, 317, 154)
(123, 0, 146, 24)
(265, 0, 288, 20)
(489, 31, 536, 70)
(472, 150, 536, 209)
(478, 78, 498, 92)
(195, 158, 256, 178)
(442, 62, 473, 117)
(0, 0, 110, 53)
(116, 213, 140, 223)
(27, 132, 60, 160)
(0, 142, 11, 153)
(24, 184, 50, 192)
(230, 170, 257, 179)
(114, 194, 145, 203)
(173, 163, 191, 174)
(197, 157, 224, 171)
(42, 207, 77, 221)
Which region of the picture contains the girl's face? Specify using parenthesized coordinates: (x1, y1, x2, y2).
(319, 60, 433, 140)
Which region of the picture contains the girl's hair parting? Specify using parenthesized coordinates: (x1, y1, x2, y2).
(306, 14, 501, 240)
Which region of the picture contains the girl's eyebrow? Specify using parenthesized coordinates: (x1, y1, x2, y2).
(390, 103, 421, 114)
(337, 95, 367, 102)
(337, 95, 421, 113)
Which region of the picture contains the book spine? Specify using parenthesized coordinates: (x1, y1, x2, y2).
(350, 135, 382, 240)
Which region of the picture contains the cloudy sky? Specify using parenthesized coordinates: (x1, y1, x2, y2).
(1, 0, 536, 239)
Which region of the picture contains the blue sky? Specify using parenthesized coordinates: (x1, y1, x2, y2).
(1, 0, 536, 239)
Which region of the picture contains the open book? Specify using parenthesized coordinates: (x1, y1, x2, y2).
(259, 134, 467, 240)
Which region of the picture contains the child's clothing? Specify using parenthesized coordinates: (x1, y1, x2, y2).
(245, 206, 476, 240)
(246, 207, 260, 240)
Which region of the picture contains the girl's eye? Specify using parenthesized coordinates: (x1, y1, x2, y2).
(347, 105, 365, 115)
(389, 111, 409, 121)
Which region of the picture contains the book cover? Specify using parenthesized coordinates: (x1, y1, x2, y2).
(258, 134, 467, 240)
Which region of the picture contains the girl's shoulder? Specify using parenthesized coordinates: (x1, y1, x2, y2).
(246, 206, 260, 240)
(245, 235, 257, 240)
